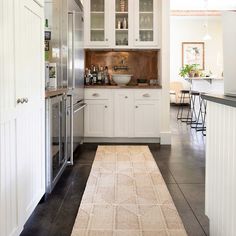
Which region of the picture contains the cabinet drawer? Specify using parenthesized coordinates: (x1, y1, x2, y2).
(134, 90, 160, 100)
(85, 89, 111, 100)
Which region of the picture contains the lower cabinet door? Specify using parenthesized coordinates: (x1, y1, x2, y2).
(134, 100, 160, 137)
(84, 100, 112, 137)
(114, 91, 134, 137)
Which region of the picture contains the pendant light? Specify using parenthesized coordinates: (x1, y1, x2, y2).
(203, 0, 212, 41)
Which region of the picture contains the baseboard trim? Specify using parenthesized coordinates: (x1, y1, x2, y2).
(84, 137, 161, 144)
(160, 131, 172, 145)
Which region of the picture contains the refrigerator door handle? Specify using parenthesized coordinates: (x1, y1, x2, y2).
(67, 95, 74, 166)
(72, 11, 76, 89)
(68, 11, 76, 89)
(74, 103, 87, 114)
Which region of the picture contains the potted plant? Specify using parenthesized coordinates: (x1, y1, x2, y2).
(179, 64, 195, 78)
(192, 64, 201, 77)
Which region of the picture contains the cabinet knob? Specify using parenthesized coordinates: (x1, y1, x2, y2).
(135, 106, 138, 108)
(135, 39, 138, 41)
(92, 93, 99, 97)
(105, 38, 108, 41)
(143, 93, 150, 98)
(125, 96, 128, 99)
(17, 98, 24, 104)
(105, 105, 108, 108)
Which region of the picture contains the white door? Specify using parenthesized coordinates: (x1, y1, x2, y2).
(16, 0, 45, 225)
(0, 0, 45, 235)
(133, 0, 159, 47)
(0, 1, 23, 235)
(84, 0, 111, 47)
(134, 100, 160, 137)
(84, 100, 112, 137)
(114, 91, 134, 137)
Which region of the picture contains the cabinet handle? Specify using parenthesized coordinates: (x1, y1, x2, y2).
(105, 105, 108, 108)
(17, 98, 24, 104)
(135, 39, 138, 41)
(92, 93, 99, 97)
(143, 93, 150, 97)
(135, 106, 138, 108)
(125, 96, 128, 99)
(105, 38, 108, 41)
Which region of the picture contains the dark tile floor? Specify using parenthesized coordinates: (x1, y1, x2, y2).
(20, 106, 209, 236)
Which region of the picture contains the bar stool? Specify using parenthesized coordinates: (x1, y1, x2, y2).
(194, 93, 207, 135)
(177, 90, 191, 122)
(186, 90, 201, 126)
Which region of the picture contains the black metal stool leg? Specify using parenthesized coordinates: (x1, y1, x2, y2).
(177, 93, 184, 120)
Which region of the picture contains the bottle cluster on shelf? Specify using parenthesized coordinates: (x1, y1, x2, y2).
(117, 17, 128, 30)
(84, 65, 110, 85)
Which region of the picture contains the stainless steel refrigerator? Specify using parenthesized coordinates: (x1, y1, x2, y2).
(45, 0, 85, 194)
(66, 0, 86, 165)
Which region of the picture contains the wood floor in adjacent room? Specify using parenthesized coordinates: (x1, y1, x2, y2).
(20, 106, 209, 236)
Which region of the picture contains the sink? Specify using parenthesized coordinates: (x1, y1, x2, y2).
(112, 74, 132, 86)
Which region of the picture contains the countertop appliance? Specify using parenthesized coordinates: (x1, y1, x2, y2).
(45, 0, 85, 194)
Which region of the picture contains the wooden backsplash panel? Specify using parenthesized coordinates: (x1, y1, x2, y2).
(85, 50, 158, 82)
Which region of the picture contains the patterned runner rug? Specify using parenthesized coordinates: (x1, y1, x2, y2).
(71, 146, 187, 236)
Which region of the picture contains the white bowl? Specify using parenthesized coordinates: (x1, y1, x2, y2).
(112, 74, 132, 86)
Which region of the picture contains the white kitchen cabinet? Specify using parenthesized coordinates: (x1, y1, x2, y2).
(112, 0, 133, 48)
(84, 100, 113, 137)
(114, 90, 134, 137)
(0, 1, 45, 236)
(133, 0, 160, 47)
(84, 0, 111, 47)
(84, 88, 161, 139)
(134, 100, 160, 137)
(84, 0, 160, 48)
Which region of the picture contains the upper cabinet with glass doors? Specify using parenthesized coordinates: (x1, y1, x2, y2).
(84, 0, 110, 47)
(84, 0, 160, 48)
(114, 0, 132, 47)
(134, 0, 159, 47)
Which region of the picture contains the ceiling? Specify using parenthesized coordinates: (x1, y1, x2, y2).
(171, 0, 236, 10)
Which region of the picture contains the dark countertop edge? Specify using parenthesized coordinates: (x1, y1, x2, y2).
(202, 94, 236, 108)
(45, 88, 68, 98)
(84, 85, 162, 89)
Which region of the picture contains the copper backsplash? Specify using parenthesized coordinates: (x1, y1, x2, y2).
(85, 50, 158, 83)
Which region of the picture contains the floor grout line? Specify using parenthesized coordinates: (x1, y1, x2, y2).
(169, 172, 208, 236)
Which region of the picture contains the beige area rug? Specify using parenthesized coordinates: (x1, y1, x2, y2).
(71, 146, 187, 236)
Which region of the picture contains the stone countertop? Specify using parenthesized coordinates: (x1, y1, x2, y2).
(202, 93, 236, 108)
(84, 84, 162, 89)
(185, 77, 224, 80)
(45, 88, 68, 98)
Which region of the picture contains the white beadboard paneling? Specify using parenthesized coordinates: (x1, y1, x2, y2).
(0, 121, 21, 236)
(206, 101, 236, 236)
(0, 0, 16, 119)
(0, 0, 45, 236)
(0, 0, 22, 236)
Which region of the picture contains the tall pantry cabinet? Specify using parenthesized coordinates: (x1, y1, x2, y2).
(0, 1, 45, 236)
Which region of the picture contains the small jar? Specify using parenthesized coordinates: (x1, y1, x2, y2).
(117, 20, 121, 29)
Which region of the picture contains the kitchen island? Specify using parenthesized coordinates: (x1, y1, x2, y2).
(202, 93, 236, 236)
(185, 77, 224, 93)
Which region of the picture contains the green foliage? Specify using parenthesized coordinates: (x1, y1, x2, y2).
(179, 64, 200, 77)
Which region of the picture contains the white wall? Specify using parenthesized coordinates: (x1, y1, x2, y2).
(170, 16, 223, 86)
